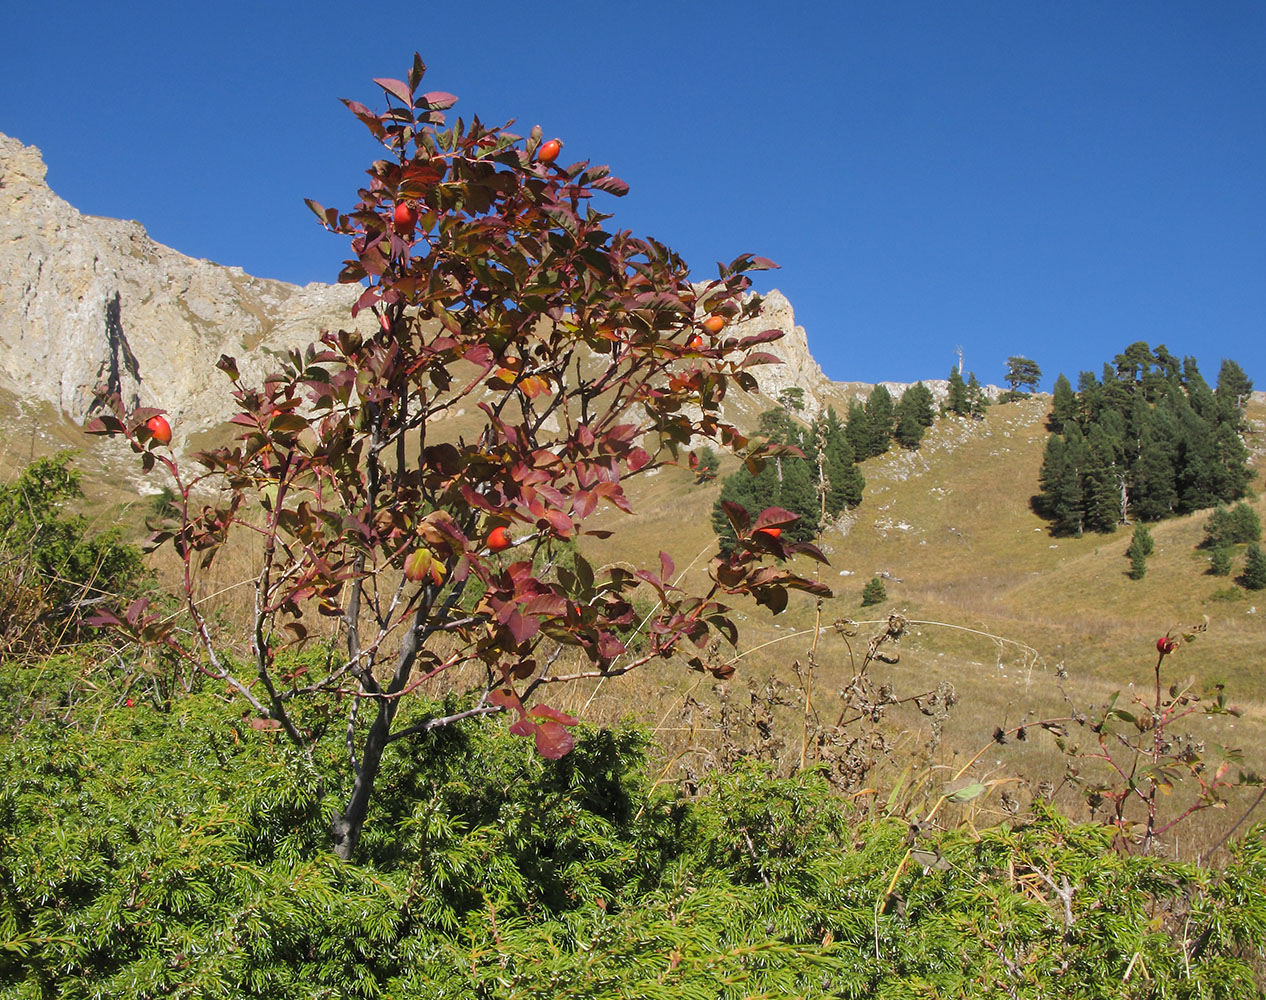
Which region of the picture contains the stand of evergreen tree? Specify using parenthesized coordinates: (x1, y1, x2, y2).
(945, 368, 989, 418)
(846, 383, 937, 457)
(711, 405, 864, 550)
(1202, 502, 1262, 549)
(1034, 343, 1253, 536)
(1202, 502, 1263, 584)
(894, 382, 936, 449)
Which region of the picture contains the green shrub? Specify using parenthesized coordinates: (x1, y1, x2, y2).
(2, 676, 1264, 998)
(0, 453, 146, 653)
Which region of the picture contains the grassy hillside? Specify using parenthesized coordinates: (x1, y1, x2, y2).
(566, 391, 1266, 857)
(4, 380, 1263, 857)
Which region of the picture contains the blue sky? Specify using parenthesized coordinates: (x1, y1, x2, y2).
(3, 2, 1263, 391)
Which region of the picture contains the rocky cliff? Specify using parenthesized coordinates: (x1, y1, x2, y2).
(0, 132, 922, 438)
(0, 133, 368, 431)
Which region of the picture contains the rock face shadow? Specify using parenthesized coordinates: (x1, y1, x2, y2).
(91, 291, 141, 414)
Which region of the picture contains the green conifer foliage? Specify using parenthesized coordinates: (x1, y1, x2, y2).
(894, 405, 925, 450)
(815, 408, 865, 516)
(1126, 525, 1153, 580)
(712, 408, 865, 548)
(946, 368, 969, 416)
(1036, 343, 1252, 536)
(1229, 503, 1262, 544)
(845, 400, 870, 459)
(1048, 374, 1077, 433)
(1241, 543, 1266, 590)
(965, 372, 989, 418)
(861, 577, 887, 606)
(864, 385, 895, 457)
(1005, 356, 1042, 395)
(894, 383, 935, 449)
(1209, 543, 1233, 576)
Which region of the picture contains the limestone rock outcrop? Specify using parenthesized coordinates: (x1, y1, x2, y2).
(0, 132, 366, 431)
(0, 131, 982, 442)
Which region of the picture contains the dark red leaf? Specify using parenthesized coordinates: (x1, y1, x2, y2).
(84, 415, 124, 435)
(533, 720, 576, 759)
(124, 598, 149, 627)
(573, 490, 597, 519)
(505, 609, 539, 645)
(591, 175, 630, 197)
(735, 329, 785, 349)
(419, 91, 458, 110)
(754, 507, 799, 530)
(373, 77, 414, 105)
(86, 609, 122, 628)
(595, 631, 626, 659)
(755, 587, 789, 615)
(529, 704, 579, 726)
(787, 540, 831, 565)
(720, 500, 751, 535)
(488, 686, 524, 715)
(540, 509, 574, 538)
(524, 594, 567, 617)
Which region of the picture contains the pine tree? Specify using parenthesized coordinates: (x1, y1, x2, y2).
(1082, 446, 1121, 533)
(1049, 374, 1077, 433)
(1229, 502, 1262, 544)
(864, 385, 896, 457)
(1216, 359, 1253, 426)
(816, 410, 864, 516)
(712, 462, 768, 551)
(1076, 370, 1103, 425)
(1152, 344, 1182, 381)
(777, 386, 807, 414)
(1114, 341, 1153, 385)
(946, 368, 968, 416)
(966, 372, 989, 419)
(845, 400, 870, 460)
(1202, 506, 1234, 550)
(1241, 543, 1266, 590)
(779, 457, 820, 541)
(1209, 543, 1233, 576)
(757, 407, 802, 447)
(1036, 430, 1087, 537)
(861, 577, 887, 606)
(1126, 525, 1153, 580)
(894, 405, 925, 449)
(907, 382, 936, 427)
(1004, 356, 1042, 396)
(894, 383, 935, 449)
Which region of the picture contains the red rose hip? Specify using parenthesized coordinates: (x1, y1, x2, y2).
(145, 414, 172, 446)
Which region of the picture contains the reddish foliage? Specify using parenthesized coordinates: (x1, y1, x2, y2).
(88, 54, 829, 857)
